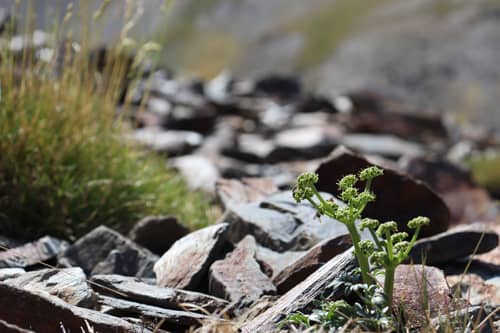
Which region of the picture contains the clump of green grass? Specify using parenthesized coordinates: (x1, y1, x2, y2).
(467, 151, 500, 196)
(0, 4, 213, 240)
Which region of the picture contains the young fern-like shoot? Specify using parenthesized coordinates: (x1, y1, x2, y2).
(293, 166, 430, 307)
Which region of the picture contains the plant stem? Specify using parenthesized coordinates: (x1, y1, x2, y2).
(384, 264, 395, 306)
(348, 222, 372, 285)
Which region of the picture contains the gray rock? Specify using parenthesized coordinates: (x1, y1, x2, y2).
(216, 177, 278, 210)
(98, 295, 210, 328)
(0, 283, 149, 333)
(409, 224, 499, 265)
(254, 245, 305, 279)
(91, 274, 228, 313)
(0, 268, 25, 281)
(223, 191, 350, 252)
(270, 127, 336, 161)
(128, 216, 190, 255)
(209, 236, 276, 307)
(340, 134, 425, 159)
(132, 127, 203, 155)
(273, 234, 352, 294)
(154, 223, 229, 290)
(3, 267, 96, 308)
(170, 155, 220, 193)
(0, 236, 69, 268)
(58, 225, 158, 278)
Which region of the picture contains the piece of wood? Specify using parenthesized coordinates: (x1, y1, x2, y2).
(240, 249, 356, 332)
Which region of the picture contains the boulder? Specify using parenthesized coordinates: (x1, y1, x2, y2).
(273, 234, 352, 294)
(315, 146, 450, 237)
(3, 267, 96, 308)
(154, 223, 229, 290)
(58, 225, 158, 278)
(128, 216, 189, 255)
(0, 236, 68, 269)
(91, 274, 228, 313)
(209, 236, 276, 307)
(0, 283, 149, 333)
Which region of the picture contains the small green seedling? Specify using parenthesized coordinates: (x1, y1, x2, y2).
(293, 166, 430, 305)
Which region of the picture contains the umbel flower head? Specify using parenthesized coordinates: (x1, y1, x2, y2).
(359, 166, 384, 181)
(376, 221, 398, 237)
(408, 216, 430, 229)
(293, 172, 319, 202)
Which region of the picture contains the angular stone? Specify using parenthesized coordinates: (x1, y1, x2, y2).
(0, 236, 69, 268)
(154, 223, 229, 290)
(0, 283, 149, 333)
(392, 265, 453, 328)
(128, 216, 189, 255)
(240, 249, 357, 332)
(447, 274, 500, 306)
(340, 134, 425, 159)
(0, 320, 35, 333)
(216, 177, 278, 210)
(132, 127, 203, 155)
(209, 236, 276, 307)
(58, 225, 158, 278)
(3, 267, 96, 308)
(0, 268, 25, 281)
(315, 146, 450, 237)
(255, 245, 305, 279)
(170, 155, 220, 193)
(273, 234, 352, 294)
(409, 224, 499, 265)
(98, 295, 211, 328)
(400, 157, 499, 225)
(91, 274, 228, 313)
(223, 191, 351, 252)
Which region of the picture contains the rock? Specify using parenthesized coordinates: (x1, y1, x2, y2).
(447, 274, 500, 307)
(340, 134, 425, 159)
(128, 216, 189, 255)
(254, 245, 305, 279)
(294, 95, 337, 114)
(216, 177, 278, 210)
(222, 133, 275, 163)
(0, 283, 149, 333)
(166, 105, 216, 134)
(0, 236, 69, 268)
(132, 127, 203, 155)
(209, 236, 276, 307)
(3, 268, 96, 308)
(0, 320, 35, 333)
(223, 190, 351, 252)
(240, 249, 357, 332)
(431, 306, 494, 333)
(91, 274, 228, 313)
(58, 225, 158, 278)
(170, 155, 220, 193)
(391, 265, 453, 328)
(409, 224, 499, 265)
(254, 74, 301, 99)
(315, 146, 450, 237)
(154, 223, 229, 290)
(0, 268, 24, 281)
(400, 157, 498, 225)
(273, 234, 352, 294)
(98, 295, 211, 328)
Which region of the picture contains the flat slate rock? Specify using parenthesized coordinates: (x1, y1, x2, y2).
(216, 177, 278, 210)
(91, 274, 228, 313)
(98, 295, 210, 328)
(0, 268, 25, 281)
(255, 245, 305, 279)
(128, 215, 190, 255)
(315, 146, 450, 237)
(58, 225, 158, 278)
(273, 234, 352, 294)
(0, 236, 69, 268)
(0, 283, 150, 333)
(223, 190, 351, 252)
(409, 223, 499, 265)
(391, 265, 454, 328)
(154, 223, 229, 290)
(209, 236, 276, 307)
(240, 249, 357, 332)
(3, 267, 96, 308)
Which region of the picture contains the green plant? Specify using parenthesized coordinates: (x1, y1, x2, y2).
(293, 167, 430, 305)
(0, 3, 214, 239)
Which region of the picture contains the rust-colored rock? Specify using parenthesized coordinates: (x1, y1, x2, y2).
(391, 265, 454, 328)
(273, 234, 352, 294)
(0, 282, 149, 333)
(154, 223, 229, 290)
(209, 236, 276, 307)
(315, 146, 450, 237)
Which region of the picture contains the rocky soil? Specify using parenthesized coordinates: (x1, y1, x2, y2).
(1, 7, 500, 333)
